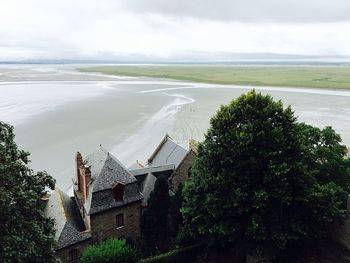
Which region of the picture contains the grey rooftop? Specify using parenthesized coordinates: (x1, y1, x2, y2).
(77, 146, 143, 215)
(148, 135, 188, 169)
(44, 187, 91, 250)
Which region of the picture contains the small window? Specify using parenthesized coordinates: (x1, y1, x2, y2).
(116, 213, 124, 228)
(113, 183, 124, 201)
(188, 166, 192, 179)
(69, 249, 79, 261)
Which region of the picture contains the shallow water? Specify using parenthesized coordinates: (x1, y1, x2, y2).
(1, 65, 349, 191)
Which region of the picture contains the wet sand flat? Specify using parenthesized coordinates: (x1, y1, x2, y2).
(1, 65, 350, 191)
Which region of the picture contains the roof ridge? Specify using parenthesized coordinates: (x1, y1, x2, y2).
(98, 145, 109, 154)
(148, 134, 171, 164)
(107, 153, 131, 173)
(56, 186, 68, 223)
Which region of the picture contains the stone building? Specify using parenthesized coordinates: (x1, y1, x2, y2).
(45, 136, 197, 262)
(45, 147, 143, 262)
(44, 187, 92, 262)
(74, 147, 143, 242)
(130, 134, 198, 204)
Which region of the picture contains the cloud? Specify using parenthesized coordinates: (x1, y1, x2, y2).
(121, 0, 350, 23)
(0, 0, 350, 61)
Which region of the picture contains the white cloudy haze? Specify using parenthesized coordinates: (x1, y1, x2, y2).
(1, 0, 350, 61)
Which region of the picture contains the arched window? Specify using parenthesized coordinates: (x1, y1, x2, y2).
(69, 249, 79, 261)
(116, 213, 124, 228)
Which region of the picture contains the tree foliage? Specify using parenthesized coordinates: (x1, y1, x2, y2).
(81, 239, 139, 263)
(169, 183, 183, 238)
(0, 122, 56, 262)
(141, 176, 171, 254)
(182, 90, 350, 259)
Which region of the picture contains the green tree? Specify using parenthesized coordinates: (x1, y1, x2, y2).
(0, 122, 56, 262)
(81, 239, 139, 263)
(182, 90, 350, 260)
(141, 176, 171, 254)
(169, 183, 183, 238)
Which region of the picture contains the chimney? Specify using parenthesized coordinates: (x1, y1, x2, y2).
(189, 139, 198, 154)
(76, 151, 83, 165)
(80, 167, 89, 202)
(75, 151, 92, 203)
(76, 152, 83, 191)
(84, 166, 91, 192)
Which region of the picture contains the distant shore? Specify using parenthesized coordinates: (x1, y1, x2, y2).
(78, 65, 350, 90)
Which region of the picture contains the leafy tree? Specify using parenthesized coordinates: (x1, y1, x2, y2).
(81, 239, 139, 263)
(0, 121, 56, 262)
(169, 183, 183, 238)
(182, 90, 350, 260)
(141, 176, 171, 254)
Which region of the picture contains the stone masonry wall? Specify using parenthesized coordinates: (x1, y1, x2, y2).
(169, 150, 197, 192)
(56, 239, 91, 263)
(90, 201, 142, 242)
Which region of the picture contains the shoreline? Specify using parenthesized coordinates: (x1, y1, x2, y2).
(78, 65, 350, 91)
(2, 65, 350, 191)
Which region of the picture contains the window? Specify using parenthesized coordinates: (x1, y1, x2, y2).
(188, 166, 192, 179)
(69, 249, 79, 261)
(116, 213, 124, 228)
(113, 183, 124, 201)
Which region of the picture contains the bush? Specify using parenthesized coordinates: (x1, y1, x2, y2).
(81, 239, 140, 263)
(174, 228, 196, 247)
(138, 244, 203, 263)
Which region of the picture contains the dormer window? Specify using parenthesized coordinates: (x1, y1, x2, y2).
(112, 182, 125, 201)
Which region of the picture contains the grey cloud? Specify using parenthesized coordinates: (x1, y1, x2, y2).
(121, 0, 350, 23)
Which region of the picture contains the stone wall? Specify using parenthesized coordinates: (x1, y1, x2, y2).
(90, 200, 142, 242)
(56, 239, 91, 263)
(169, 149, 197, 192)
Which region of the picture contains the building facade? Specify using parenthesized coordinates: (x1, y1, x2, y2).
(45, 136, 197, 262)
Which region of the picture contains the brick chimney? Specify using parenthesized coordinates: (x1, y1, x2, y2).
(83, 166, 91, 201)
(85, 166, 91, 187)
(189, 139, 198, 154)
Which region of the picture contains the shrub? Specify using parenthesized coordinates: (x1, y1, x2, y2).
(138, 244, 203, 263)
(174, 228, 196, 247)
(81, 239, 140, 263)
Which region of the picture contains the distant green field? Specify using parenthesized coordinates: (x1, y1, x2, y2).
(79, 65, 350, 90)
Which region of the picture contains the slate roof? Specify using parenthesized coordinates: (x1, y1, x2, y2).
(130, 164, 175, 177)
(78, 146, 143, 215)
(130, 164, 175, 206)
(148, 135, 188, 169)
(140, 173, 157, 205)
(89, 184, 142, 214)
(85, 147, 137, 192)
(129, 160, 144, 170)
(44, 187, 91, 250)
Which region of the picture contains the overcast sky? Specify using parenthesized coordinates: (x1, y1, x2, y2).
(1, 0, 350, 61)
